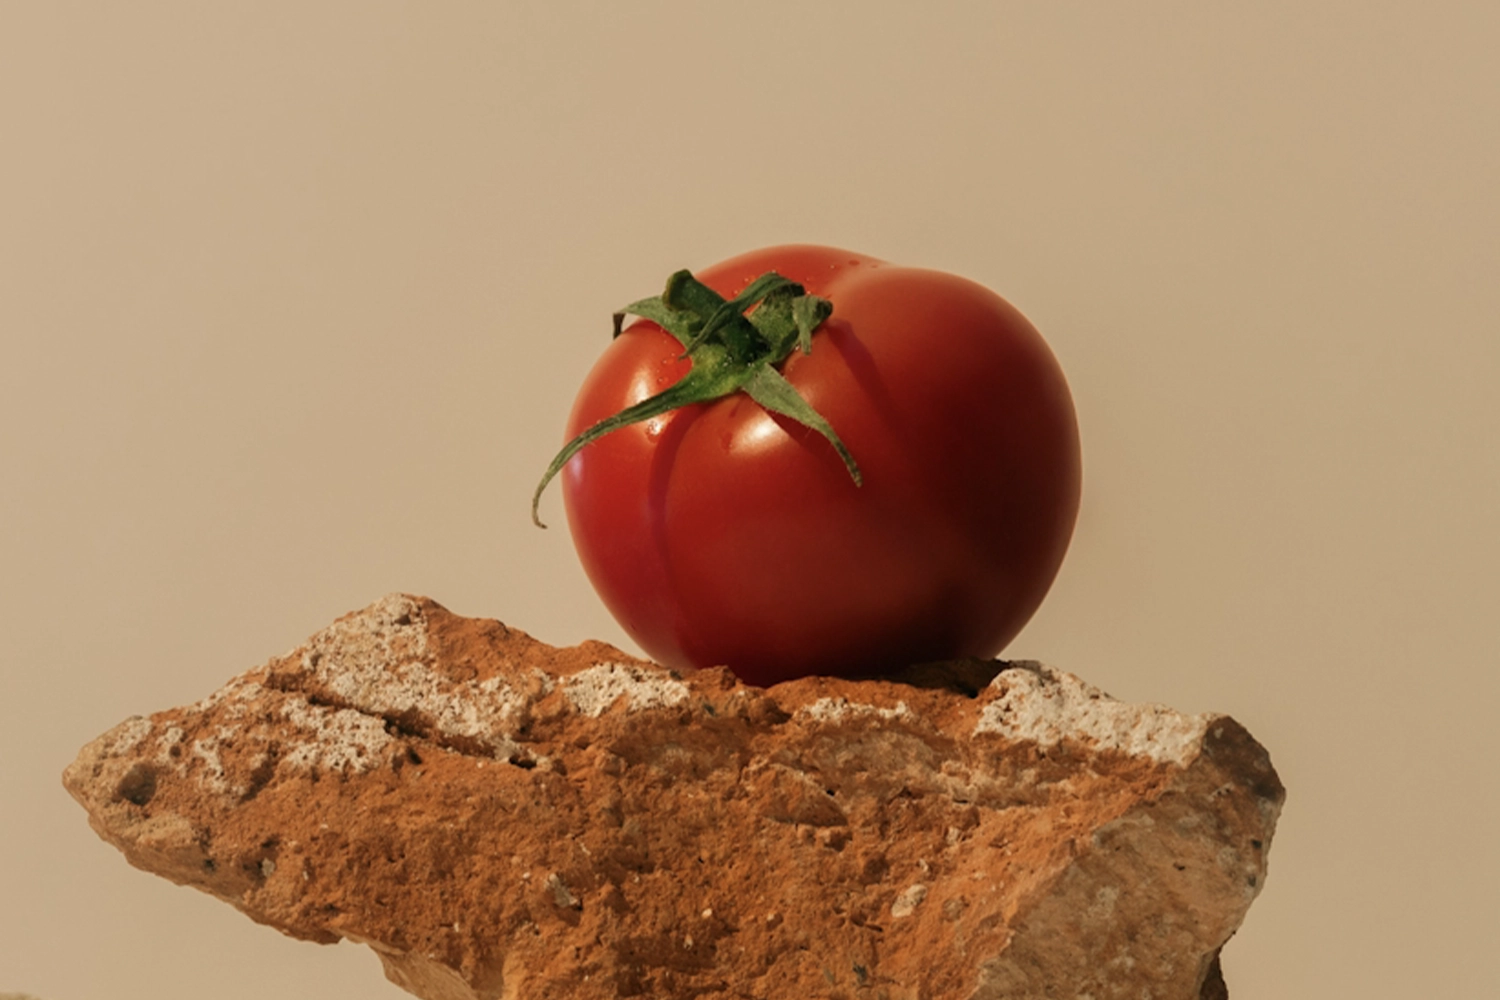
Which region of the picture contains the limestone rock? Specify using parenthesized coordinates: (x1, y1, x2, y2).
(65, 595, 1283, 1000)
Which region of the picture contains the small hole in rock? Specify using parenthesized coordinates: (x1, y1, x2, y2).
(115, 763, 158, 806)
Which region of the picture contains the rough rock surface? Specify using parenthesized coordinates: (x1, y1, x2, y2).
(65, 595, 1283, 1000)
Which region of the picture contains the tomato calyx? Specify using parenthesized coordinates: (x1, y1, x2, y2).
(531, 268, 862, 527)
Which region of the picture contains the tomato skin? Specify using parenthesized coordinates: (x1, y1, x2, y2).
(560, 245, 1080, 686)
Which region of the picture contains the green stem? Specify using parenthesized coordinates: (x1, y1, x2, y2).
(532, 268, 860, 528)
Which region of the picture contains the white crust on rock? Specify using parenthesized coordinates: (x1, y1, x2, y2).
(105, 716, 153, 756)
(974, 663, 1211, 766)
(798, 697, 915, 723)
(298, 593, 536, 754)
(279, 696, 397, 774)
(562, 662, 690, 717)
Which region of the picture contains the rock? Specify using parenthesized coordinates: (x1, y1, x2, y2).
(64, 595, 1283, 1000)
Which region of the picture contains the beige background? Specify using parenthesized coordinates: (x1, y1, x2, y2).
(2, 2, 1496, 997)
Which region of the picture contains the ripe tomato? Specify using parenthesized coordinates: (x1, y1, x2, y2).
(551, 245, 1080, 686)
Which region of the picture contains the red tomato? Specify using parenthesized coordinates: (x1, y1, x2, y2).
(556, 245, 1080, 686)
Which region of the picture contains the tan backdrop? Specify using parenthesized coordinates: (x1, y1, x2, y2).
(2, 3, 1496, 998)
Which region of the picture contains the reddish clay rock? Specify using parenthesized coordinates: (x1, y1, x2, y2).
(65, 595, 1282, 1000)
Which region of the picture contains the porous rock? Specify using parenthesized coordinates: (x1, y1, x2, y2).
(65, 595, 1283, 1000)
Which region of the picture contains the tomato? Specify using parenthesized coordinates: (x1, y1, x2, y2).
(546, 245, 1080, 687)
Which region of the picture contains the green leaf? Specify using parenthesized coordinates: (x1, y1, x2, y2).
(661, 269, 722, 316)
(680, 273, 797, 355)
(666, 272, 758, 360)
(745, 285, 800, 356)
(742, 365, 862, 486)
(614, 295, 698, 347)
(531, 343, 751, 527)
(792, 294, 833, 354)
